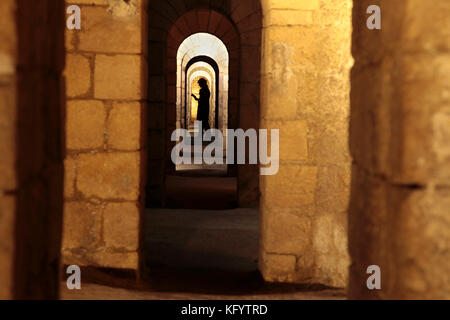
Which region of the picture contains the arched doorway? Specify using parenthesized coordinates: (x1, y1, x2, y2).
(144, 1, 263, 289)
(146, 4, 262, 208)
(176, 32, 228, 134)
(185, 56, 221, 130)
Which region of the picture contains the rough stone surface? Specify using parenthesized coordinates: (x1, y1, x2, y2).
(62, 0, 353, 287)
(66, 100, 106, 150)
(62, 1, 147, 271)
(107, 102, 142, 150)
(259, 0, 353, 288)
(260, 253, 297, 283)
(349, 0, 450, 299)
(94, 54, 144, 100)
(78, 5, 142, 54)
(77, 152, 141, 200)
(65, 53, 91, 98)
(103, 202, 140, 251)
(63, 201, 102, 250)
(0, 0, 65, 299)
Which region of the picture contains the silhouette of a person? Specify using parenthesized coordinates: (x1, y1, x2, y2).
(191, 78, 210, 132)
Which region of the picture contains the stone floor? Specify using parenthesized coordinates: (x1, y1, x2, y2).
(167, 156, 237, 210)
(144, 208, 259, 272)
(61, 208, 346, 300)
(61, 282, 345, 300)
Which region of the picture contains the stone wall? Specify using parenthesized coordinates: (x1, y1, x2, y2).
(259, 0, 353, 287)
(62, 0, 353, 288)
(0, 0, 65, 299)
(1, 0, 448, 300)
(62, 0, 148, 270)
(349, 0, 450, 299)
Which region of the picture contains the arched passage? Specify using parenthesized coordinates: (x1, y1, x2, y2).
(185, 62, 217, 130)
(176, 33, 227, 133)
(144, 0, 263, 286)
(61, 0, 356, 291)
(186, 69, 214, 126)
(186, 56, 221, 129)
(146, 3, 262, 207)
(185, 57, 223, 132)
(165, 12, 239, 179)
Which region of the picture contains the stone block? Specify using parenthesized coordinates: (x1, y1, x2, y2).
(66, 100, 106, 150)
(108, 102, 142, 150)
(262, 208, 311, 255)
(62, 201, 102, 249)
(260, 252, 296, 283)
(315, 165, 351, 214)
(65, 53, 91, 98)
(311, 212, 349, 288)
(261, 119, 308, 161)
(262, 165, 318, 208)
(62, 249, 139, 270)
(78, 5, 143, 54)
(103, 202, 140, 250)
(77, 152, 140, 200)
(91, 251, 139, 270)
(94, 54, 144, 100)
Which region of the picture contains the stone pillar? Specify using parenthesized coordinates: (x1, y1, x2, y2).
(230, 0, 263, 208)
(0, 0, 65, 299)
(63, 0, 148, 271)
(349, 0, 450, 299)
(259, 0, 353, 287)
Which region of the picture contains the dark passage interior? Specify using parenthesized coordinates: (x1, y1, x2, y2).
(143, 208, 259, 294)
(142, 2, 260, 294)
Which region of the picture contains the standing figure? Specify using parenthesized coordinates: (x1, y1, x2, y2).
(191, 78, 210, 132)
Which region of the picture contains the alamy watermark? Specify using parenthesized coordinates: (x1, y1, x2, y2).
(65, 4, 381, 31)
(366, 265, 381, 290)
(367, 5, 381, 30)
(66, 5, 81, 30)
(171, 121, 279, 176)
(66, 265, 81, 290)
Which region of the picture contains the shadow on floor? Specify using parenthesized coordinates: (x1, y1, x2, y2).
(75, 266, 343, 298)
(62, 202, 345, 299)
(165, 175, 237, 210)
(140, 208, 343, 296)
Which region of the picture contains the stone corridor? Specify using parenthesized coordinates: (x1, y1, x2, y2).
(0, 0, 449, 299)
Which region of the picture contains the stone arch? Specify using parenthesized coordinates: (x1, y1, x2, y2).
(186, 56, 223, 131)
(187, 68, 215, 126)
(147, 1, 262, 207)
(165, 11, 240, 177)
(186, 63, 217, 129)
(175, 32, 228, 132)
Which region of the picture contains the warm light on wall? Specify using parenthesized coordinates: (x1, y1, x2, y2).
(177, 33, 228, 62)
(176, 32, 229, 132)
